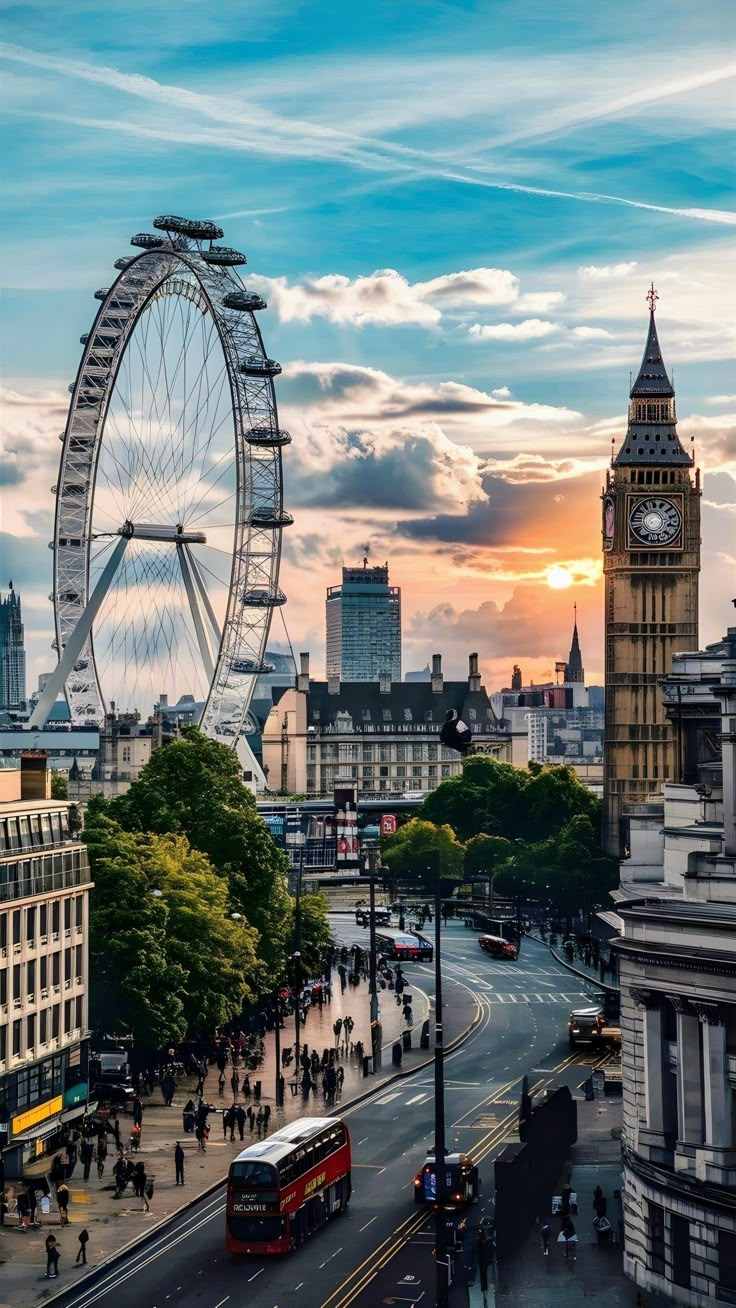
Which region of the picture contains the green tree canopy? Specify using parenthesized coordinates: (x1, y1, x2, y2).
(382, 818, 465, 894)
(84, 802, 265, 1043)
(298, 893, 333, 979)
(464, 833, 515, 879)
(110, 728, 292, 975)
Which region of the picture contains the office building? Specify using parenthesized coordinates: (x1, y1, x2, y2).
(0, 755, 92, 1176)
(326, 559, 401, 682)
(602, 290, 701, 857)
(0, 582, 26, 712)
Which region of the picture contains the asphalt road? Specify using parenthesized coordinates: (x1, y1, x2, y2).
(48, 927, 602, 1308)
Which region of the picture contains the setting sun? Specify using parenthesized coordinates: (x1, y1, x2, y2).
(546, 565, 574, 590)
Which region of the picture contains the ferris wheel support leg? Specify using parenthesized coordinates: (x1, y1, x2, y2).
(29, 532, 131, 729)
(176, 544, 215, 683)
(184, 545, 221, 650)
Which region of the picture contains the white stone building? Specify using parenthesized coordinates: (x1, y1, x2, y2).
(614, 616, 736, 1305)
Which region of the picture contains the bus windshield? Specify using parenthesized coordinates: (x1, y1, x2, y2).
(229, 1160, 278, 1186)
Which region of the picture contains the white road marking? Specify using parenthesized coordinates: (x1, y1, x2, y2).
(405, 1093, 432, 1105)
(360, 1215, 378, 1232)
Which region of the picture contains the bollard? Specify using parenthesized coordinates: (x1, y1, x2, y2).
(253, 1080, 262, 1102)
(392, 1041, 402, 1067)
(420, 1019, 430, 1050)
(362, 1055, 372, 1077)
(402, 1029, 411, 1052)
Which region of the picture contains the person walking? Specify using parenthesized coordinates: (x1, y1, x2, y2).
(217, 1068, 226, 1095)
(263, 1105, 271, 1135)
(235, 1105, 246, 1141)
(540, 1222, 551, 1256)
(256, 1107, 264, 1139)
(76, 1228, 89, 1265)
(333, 1018, 342, 1049)
(45, 1232, 60, 1279)
(96, 1140, 106, 1181)
(132, 1095, 143, 1128)
(593, 1185, 607, 1220)
(111, 1114, 121, 1148)
(559, 1216, 578, 1260)
(80, 1139, 94, 1182)
(174, 1142, 185, 1186)
(230, 1067, 240, 1097)
(56, 1182, 71, 1226)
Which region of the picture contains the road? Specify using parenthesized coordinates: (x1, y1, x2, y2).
(49, 926, 602, 1308)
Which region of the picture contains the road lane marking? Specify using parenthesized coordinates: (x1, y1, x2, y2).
(214, 1298, 230, 1308)
(360, 1216, 378, 1232)
(248, 1268, 264, 1282)
(405, 1092, 431, 1105)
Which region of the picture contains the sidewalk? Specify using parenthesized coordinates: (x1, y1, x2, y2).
(490, 1095, 640, 1307)
(0, 970, 475, 1308)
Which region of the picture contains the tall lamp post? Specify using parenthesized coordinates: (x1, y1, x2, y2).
(428, 850, 449, 1307)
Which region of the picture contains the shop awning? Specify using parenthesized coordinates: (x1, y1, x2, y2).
(596, 910, 624, 933)
(12, 1116, 62, 1144)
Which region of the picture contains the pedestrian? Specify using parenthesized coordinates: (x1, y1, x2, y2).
(540, 1222, 550, 1256)
(56, 1182, 70, 1225)
(27, 1183, 38, 1227)
(130, 1123, 141, 1152)
(222, 1107, 229, 1139)
(230, 1067, 240, 1097)
(256, 1107, 264, 1139)
(45, 1232, 60, 1279)
(50, 1153, 65, 1188)
(263, 1105, 271, 1135)
(174, 1142, 185, 1186)
(559, 1217, 577, 1260)
(96, 1141, 106, 1181)
(218, 1068, 226, 1095)
(333, 1017, 342, 1048)
(195, 1122, 207, 1153)
(236, 1105, 246, 1140)
(113, 1156, 127, 1199)
(80, 1139, 94, 1182)
(593, 1186, 607, 1220)
(132, 1095, 143, 1127)
(248, 1106, 255, 1134)
(76, 1228, 89, 1265)
(111, 1114, 121, 1148)
(336, 1065, 344, 1100)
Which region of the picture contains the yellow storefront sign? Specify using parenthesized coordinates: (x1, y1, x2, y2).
(12, 1095, 63, 1137)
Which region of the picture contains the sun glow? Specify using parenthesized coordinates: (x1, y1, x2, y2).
(546, 565, 574, 589)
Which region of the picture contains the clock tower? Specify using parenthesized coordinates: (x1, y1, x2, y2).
(602, 286, 700, 857)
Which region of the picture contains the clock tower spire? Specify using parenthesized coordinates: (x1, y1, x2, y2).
(602, 288, 701, 858)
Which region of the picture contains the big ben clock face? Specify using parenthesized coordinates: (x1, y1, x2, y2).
(628, 496, 682, 548)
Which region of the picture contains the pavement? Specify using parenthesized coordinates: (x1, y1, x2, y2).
(3, 927, 613, 1308)
(0, 968, 431, 1308)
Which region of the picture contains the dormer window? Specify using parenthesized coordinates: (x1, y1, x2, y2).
(404, 708, 412, 721)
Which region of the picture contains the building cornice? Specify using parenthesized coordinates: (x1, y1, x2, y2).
(624, 1145, 736, 1217)
(613, 937, 736, 978)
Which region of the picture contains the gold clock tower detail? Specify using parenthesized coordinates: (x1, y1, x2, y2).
(602, 286, 700, 857)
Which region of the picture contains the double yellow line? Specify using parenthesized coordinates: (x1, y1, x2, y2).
(323, 1048, 586, 1308)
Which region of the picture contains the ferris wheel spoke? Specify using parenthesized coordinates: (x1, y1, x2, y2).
(177, 371, 233, 524)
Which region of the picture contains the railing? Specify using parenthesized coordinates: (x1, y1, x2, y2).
(0, 861, 92, 904)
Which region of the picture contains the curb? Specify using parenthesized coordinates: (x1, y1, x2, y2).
(39, 995, 481, 1307)
(526, 933, 619, 995)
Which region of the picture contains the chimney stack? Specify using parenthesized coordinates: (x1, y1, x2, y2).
(431, 653, 443, 694)
(328, 672, 340, 696)
(468, 652, 481, 692)
(379, 670, 391, 694)
(297, 651, 310, 693)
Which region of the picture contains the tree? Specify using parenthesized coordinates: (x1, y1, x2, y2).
(83, 803, 187, 1048)
(464, 834, 515, 879)
(422, 756, 527, 841)
(111, 729, 292, 976)
(298, 893, 333, 979)
(84, 801, 266, 1043)
(382, 819, 465, 895)
(50, 772, 68, 800)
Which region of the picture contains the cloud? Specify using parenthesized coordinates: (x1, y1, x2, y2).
(249, 265, 523, 328)
(571, 326, 613, 340)
(491, 387, 512, 400)
(469, 319, 560, 341)
(707, 395, 736, 406)
(578, 262, 638, 280)
(515, 292, 566, 313)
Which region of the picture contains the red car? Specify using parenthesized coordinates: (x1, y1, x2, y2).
(478, 934, 518, 960)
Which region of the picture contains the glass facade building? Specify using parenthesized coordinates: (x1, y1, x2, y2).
(326, 563, 401, 682)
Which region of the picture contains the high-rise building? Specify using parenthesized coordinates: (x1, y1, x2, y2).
(602, 288, 701, 857)
(511, 665, 522, 692)
(326, 559, 401, 682)
(564, 605, 584, 684)
(0, 582, 26, 710)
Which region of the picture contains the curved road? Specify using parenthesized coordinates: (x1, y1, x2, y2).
(48, 929, 600, 1308)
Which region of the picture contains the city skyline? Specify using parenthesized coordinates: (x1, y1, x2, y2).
(2, 2, 735, 696)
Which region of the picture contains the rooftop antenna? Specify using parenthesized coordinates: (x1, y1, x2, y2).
(646, 282, 659, 314)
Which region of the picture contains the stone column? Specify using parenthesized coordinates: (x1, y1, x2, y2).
(631, 988, 665, 1133)
(672, 995, 703, 1144)
(693, 1001, 732, 1149)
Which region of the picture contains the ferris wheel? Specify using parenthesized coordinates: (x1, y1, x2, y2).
(30, 215, 291, 780)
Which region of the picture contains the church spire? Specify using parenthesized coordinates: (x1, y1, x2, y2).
(613, 284, 691, 467)
(565, 603, 584, 684)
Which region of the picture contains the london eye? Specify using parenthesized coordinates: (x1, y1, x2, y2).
(31, 215, 291, 780)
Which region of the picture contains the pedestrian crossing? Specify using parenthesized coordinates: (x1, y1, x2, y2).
(478, 990, 592, 1005)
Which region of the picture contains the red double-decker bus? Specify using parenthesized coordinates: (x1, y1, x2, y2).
(226, 1117, 351, 1255)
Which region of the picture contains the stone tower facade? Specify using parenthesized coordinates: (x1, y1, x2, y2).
(602, 290, 701, 858)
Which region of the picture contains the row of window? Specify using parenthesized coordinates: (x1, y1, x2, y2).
(311, 708, 493, 724)
(649, 1201, 736, 1297)
(0, 809, 70, 854)
(0, 996, 84, 1066)
(1, 945, 84, 1005)
(313, 743, 458, 764)
(630, 401, 675, 424)
(0, 848, 90, 904)
(1, 894, 84, 949)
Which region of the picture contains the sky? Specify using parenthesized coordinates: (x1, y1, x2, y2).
(1, 0, 735, 705)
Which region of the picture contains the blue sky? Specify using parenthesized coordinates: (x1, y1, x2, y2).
(2, 0, 735, 696)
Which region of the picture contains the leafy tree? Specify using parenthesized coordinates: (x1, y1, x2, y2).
(50, 771, 68, 799)
(84, 803, 187, 1047)
(464, 833, 515, 879)
(298, 893, 333, 979)
(111, 729, 292, 975)
(422, 756, 526, 841)
(382, 818, 465, 895)
(524, 762, 599, 841)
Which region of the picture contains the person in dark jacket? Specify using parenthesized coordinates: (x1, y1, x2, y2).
(76, 1228, 89, 1264)
(235, 1105, 246, 1140)
(45, 1232, 60, 1278)
(175, 1142, 185, 1186)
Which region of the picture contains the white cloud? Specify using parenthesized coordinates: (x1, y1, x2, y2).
(515, 291, 566, 313)
(571, 326, 614, 340)
(249, 265, 521, 327)
(707, 395, 736, 405)
(578, 262, 638, 280)
(491, 386, 512, 399)
(469, 319, 560, 341)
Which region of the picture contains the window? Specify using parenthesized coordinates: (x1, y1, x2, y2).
(52, 953, 60, 986)
(27, 958, 35, 998)
(12, 910, 21, 946)
(12, 1018, 21, 1057)
(64, 949, 72, 983)
(75, 945, 83, 979)
(75, 897, 83, 928)
(40, 904, 48, 938)
(412, 765, 422, 777)
(26, 906, 36, 945)
(13, 962, 21, 1001)
(0, 969, 7, 1004)
(40, 1008, 47, 1044)
(719, 1230, 736, 1301)
(40, 956, 48, 991)
(379, 766, 389, 778)
(648, 1202, 665, 1276)
(64, 999, 72, 1034)
(671, 1213, 690, 1290)
(75, 996, 83, 1029)
(64, 899, 72, 930)
(396, 766, 405, 778)
(52, 901, 60, 935)
(26, 1013, 35, 1052)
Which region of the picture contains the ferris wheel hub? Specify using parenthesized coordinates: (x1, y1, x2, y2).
(117, 521, 207, 545)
